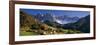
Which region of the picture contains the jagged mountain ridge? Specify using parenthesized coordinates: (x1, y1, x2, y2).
(32, 13, 80, 24)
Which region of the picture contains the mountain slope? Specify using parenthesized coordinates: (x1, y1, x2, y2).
(20, 11, 41, 27)
(20, 11, 65, 35)
(75, 15, 90, 33)
(63, 15, 90, 33)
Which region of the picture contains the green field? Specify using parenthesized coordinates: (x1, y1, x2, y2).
(20, 31, 39, 36)
(20, 28, 81, 36)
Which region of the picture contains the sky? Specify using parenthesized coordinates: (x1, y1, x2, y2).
(20, 8, 90, 18)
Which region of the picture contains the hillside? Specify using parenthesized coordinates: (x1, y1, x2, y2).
(20, 11, 65, 36)
(75, 15, 90, 33)
(20, 11, 40, 27)
(63, 15, 90, 33)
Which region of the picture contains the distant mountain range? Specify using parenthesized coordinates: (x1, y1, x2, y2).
(55, 15, 79, 24)
(32, 13, 80, 24)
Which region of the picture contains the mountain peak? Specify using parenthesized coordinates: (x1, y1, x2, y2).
(32, 13, 80, 24)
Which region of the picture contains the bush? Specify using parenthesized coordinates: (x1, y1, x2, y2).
(31, 24, 39, 29)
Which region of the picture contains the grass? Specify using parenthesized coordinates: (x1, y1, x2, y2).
(20, 29, 81, 36)
(20, 31, 39, 36)
(20, 26, 81, 36)
(60, 29, 81, 34)
(20, 27, 40, 36)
